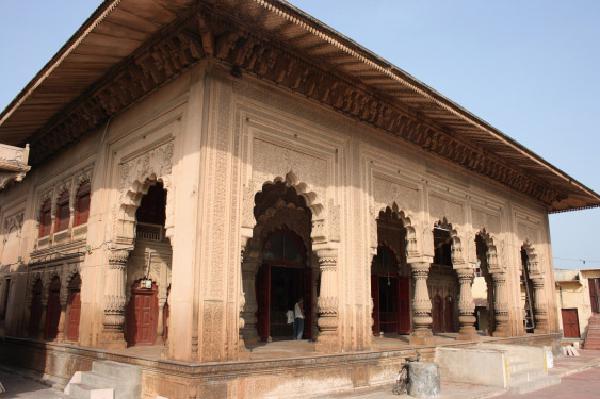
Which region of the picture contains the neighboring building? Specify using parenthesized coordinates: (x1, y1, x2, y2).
(0, 1, 599, 397)
(555, 268, 600, 340)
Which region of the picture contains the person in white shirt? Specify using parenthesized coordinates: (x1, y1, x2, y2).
(293, 298, 305, 340)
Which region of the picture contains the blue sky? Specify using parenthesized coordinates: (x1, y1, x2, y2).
(1, 1, 599, 268)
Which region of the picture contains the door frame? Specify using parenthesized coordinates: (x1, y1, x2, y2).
(126, 280, 159, 346)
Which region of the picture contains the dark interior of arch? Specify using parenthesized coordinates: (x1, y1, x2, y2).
(254, 181, 309, 219)
(433, 227, 452, 267)
(136, 181, 166, 226)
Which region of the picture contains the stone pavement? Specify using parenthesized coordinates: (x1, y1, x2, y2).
(330, 349, 600, 399)
(0, 369, 65, 398)
(0, 349, 599, 398)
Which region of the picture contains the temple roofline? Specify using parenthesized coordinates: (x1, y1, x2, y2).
(0, 0, 598, 212)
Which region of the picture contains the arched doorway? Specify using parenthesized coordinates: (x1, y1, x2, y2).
(520, 247, 536, 333)
(125, 181, 172, 347)
(429, 220, 459, 333)
(475, 234, 496, 335)
(126, 280, 159, 346)
(45, 276, 61, 340)
(371, 245, 410, 335)
(66, 273, 82, 341)
(256, 228, 312, 341)
(29, 279, 43, 337)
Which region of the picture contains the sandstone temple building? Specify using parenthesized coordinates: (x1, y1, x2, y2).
(0, 1, 598, 397)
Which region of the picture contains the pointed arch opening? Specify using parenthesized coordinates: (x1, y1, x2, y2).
(474, 232, 496, 335)
(242, 174, 320, 346)
(123, 180, 172, 347)
(371, 205, 411, 336)
(430, 218, 459, 334)
(520, 242, 537, 333)
(66, 273, 82, 342)
(44, 276, 61, 340)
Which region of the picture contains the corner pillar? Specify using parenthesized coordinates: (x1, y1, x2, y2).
(99, 249, 129, 349)
(409, 262, 434, 345)
(241, 252, 260, 346)
(532, 276, 548, 333)
(315, 248, 340, 352)
(456, 267, 477, 340)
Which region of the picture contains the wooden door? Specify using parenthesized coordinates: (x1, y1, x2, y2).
(127, 282, 158, 346)
(432, 295, 443, 333)
(589, 279, 600, 314)
(66, 290, 81, 341)
(444, 296, 455, 332)
(397, 277, 411, 334)
(371, 275, 379, 335)
(562, 309, 580, 338)
(256, 265, 271, 342)
(45, 288, 61, 339)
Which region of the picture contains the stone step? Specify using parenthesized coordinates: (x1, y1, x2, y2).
(508, 375, 561, 395)
(92, 361, 142, 383)
(80, 371, 117, 388)
(508, 360, 533, 373)
(68, 382, 114, 399)
(508, 368, 548, 387)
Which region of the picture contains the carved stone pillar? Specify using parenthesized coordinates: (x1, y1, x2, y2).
(456, 267, 477, 340)
(491, 272, 509, 337)
(39, 292, 48, 340)
(409, 262, 434, 345)
(99, 249, 129, 349)
(157, 295, 166, 343)
(532, 276, 548, 334)
(316, 248, 339, 352)
(241, 253, 260, 346)
(56, 295, 68, 342)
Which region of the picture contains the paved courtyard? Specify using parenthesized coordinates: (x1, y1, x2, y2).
(0, 350, 599, 398)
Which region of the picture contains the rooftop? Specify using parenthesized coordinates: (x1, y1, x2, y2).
(1, 0, 598, 212)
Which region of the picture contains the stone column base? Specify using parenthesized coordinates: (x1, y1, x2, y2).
(456, 330, 480, 341)
(98, 331, 127, 350)
(409, 330, 436, 346)
(315, 335, 339, 353)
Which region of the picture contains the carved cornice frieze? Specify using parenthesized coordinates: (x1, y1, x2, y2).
(27, 3, 559, 205)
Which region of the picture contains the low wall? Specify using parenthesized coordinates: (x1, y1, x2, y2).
(0, 333, 561, 398)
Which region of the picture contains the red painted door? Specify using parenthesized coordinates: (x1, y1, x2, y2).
(256, 265, 271, 342)
(397, 277, 411, 334)
(45, 288, 61, 340)
(127, 283, 158, 346)
(371, 275, 379, 335)
(432, 295, 443, 333)
(66, 290, 81, 341)
(444, 296, 455, 332)
(562, 309, 580, 338)
(589, 279, 600, 314)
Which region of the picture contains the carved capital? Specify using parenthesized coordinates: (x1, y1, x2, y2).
(108, 249, 130, 268)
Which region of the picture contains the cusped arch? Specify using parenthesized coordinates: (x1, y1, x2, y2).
(434, 217, 464, 266)
(521, 239, 541, 276)
(475, 229, 502, 274)
(375, 203, 419, 260)
(250, 171, 326, 244)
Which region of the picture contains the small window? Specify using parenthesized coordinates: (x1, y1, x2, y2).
(54, 190, 70, 232)
(38, 199, 52, 237)
(74, 182, 91, 227)
(0, 279, 11, 320)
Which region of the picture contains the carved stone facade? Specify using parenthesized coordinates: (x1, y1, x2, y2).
(0, 1, 592, 397)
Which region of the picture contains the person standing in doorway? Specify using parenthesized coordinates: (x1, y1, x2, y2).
(293, 298, 305, 340)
